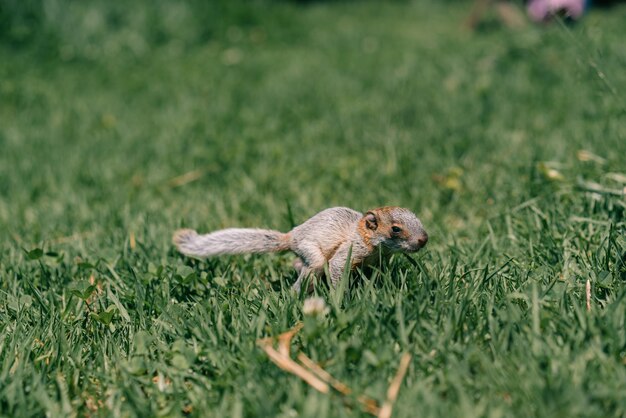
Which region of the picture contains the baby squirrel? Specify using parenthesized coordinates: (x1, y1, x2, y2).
(173, 206, 428, 292)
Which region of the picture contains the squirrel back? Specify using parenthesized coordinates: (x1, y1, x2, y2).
(173, 228, 290, 258)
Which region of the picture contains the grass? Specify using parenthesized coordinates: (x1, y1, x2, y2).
(1, 0, 625, 416)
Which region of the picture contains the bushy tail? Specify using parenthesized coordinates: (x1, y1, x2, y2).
(173, 228, 290, 258)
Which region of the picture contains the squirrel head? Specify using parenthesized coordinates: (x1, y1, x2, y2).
(361, 207, 428, 253)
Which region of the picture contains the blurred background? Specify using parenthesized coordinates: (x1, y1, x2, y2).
(0, 0, 624, 250)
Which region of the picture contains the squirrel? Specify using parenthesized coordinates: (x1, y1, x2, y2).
(173, 206, 428, 292)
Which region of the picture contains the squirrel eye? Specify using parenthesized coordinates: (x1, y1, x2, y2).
(391, 226, 402, 233)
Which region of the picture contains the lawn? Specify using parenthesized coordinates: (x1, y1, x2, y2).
(0, 1, 625, 416)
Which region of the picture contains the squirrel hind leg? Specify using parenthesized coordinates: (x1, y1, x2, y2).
(293, 257, 305, 274)
(292, 267, 318, 294)
(291, 249, 326, 293)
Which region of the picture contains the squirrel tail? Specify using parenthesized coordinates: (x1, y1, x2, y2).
(173, 228, 290, 258)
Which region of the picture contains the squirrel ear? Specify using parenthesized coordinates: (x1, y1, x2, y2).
(364, 212, 378, 230)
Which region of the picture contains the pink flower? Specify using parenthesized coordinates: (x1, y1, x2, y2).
(527, 0, 587, 22)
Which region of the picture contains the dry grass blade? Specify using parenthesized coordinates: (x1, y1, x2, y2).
(297, 352, 380, 415)
(576, 179, 625, 197)
(257, 323, 303, 352)
(378, 353, 412, 418)
(260, 344, 329, 393)
(258, 324, 381, 414)
(586, 279, 591, 312)
(167, 169, 204, 188)
(278, 323, 304, 357)
(50, 231, 97, 244)
(257, 324, 327, 393)
(297, 352, 351, 394)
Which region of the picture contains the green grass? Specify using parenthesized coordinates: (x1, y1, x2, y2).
(1, 1, 626, 416)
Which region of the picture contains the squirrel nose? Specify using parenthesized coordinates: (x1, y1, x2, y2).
(417, 232, 428, 247)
